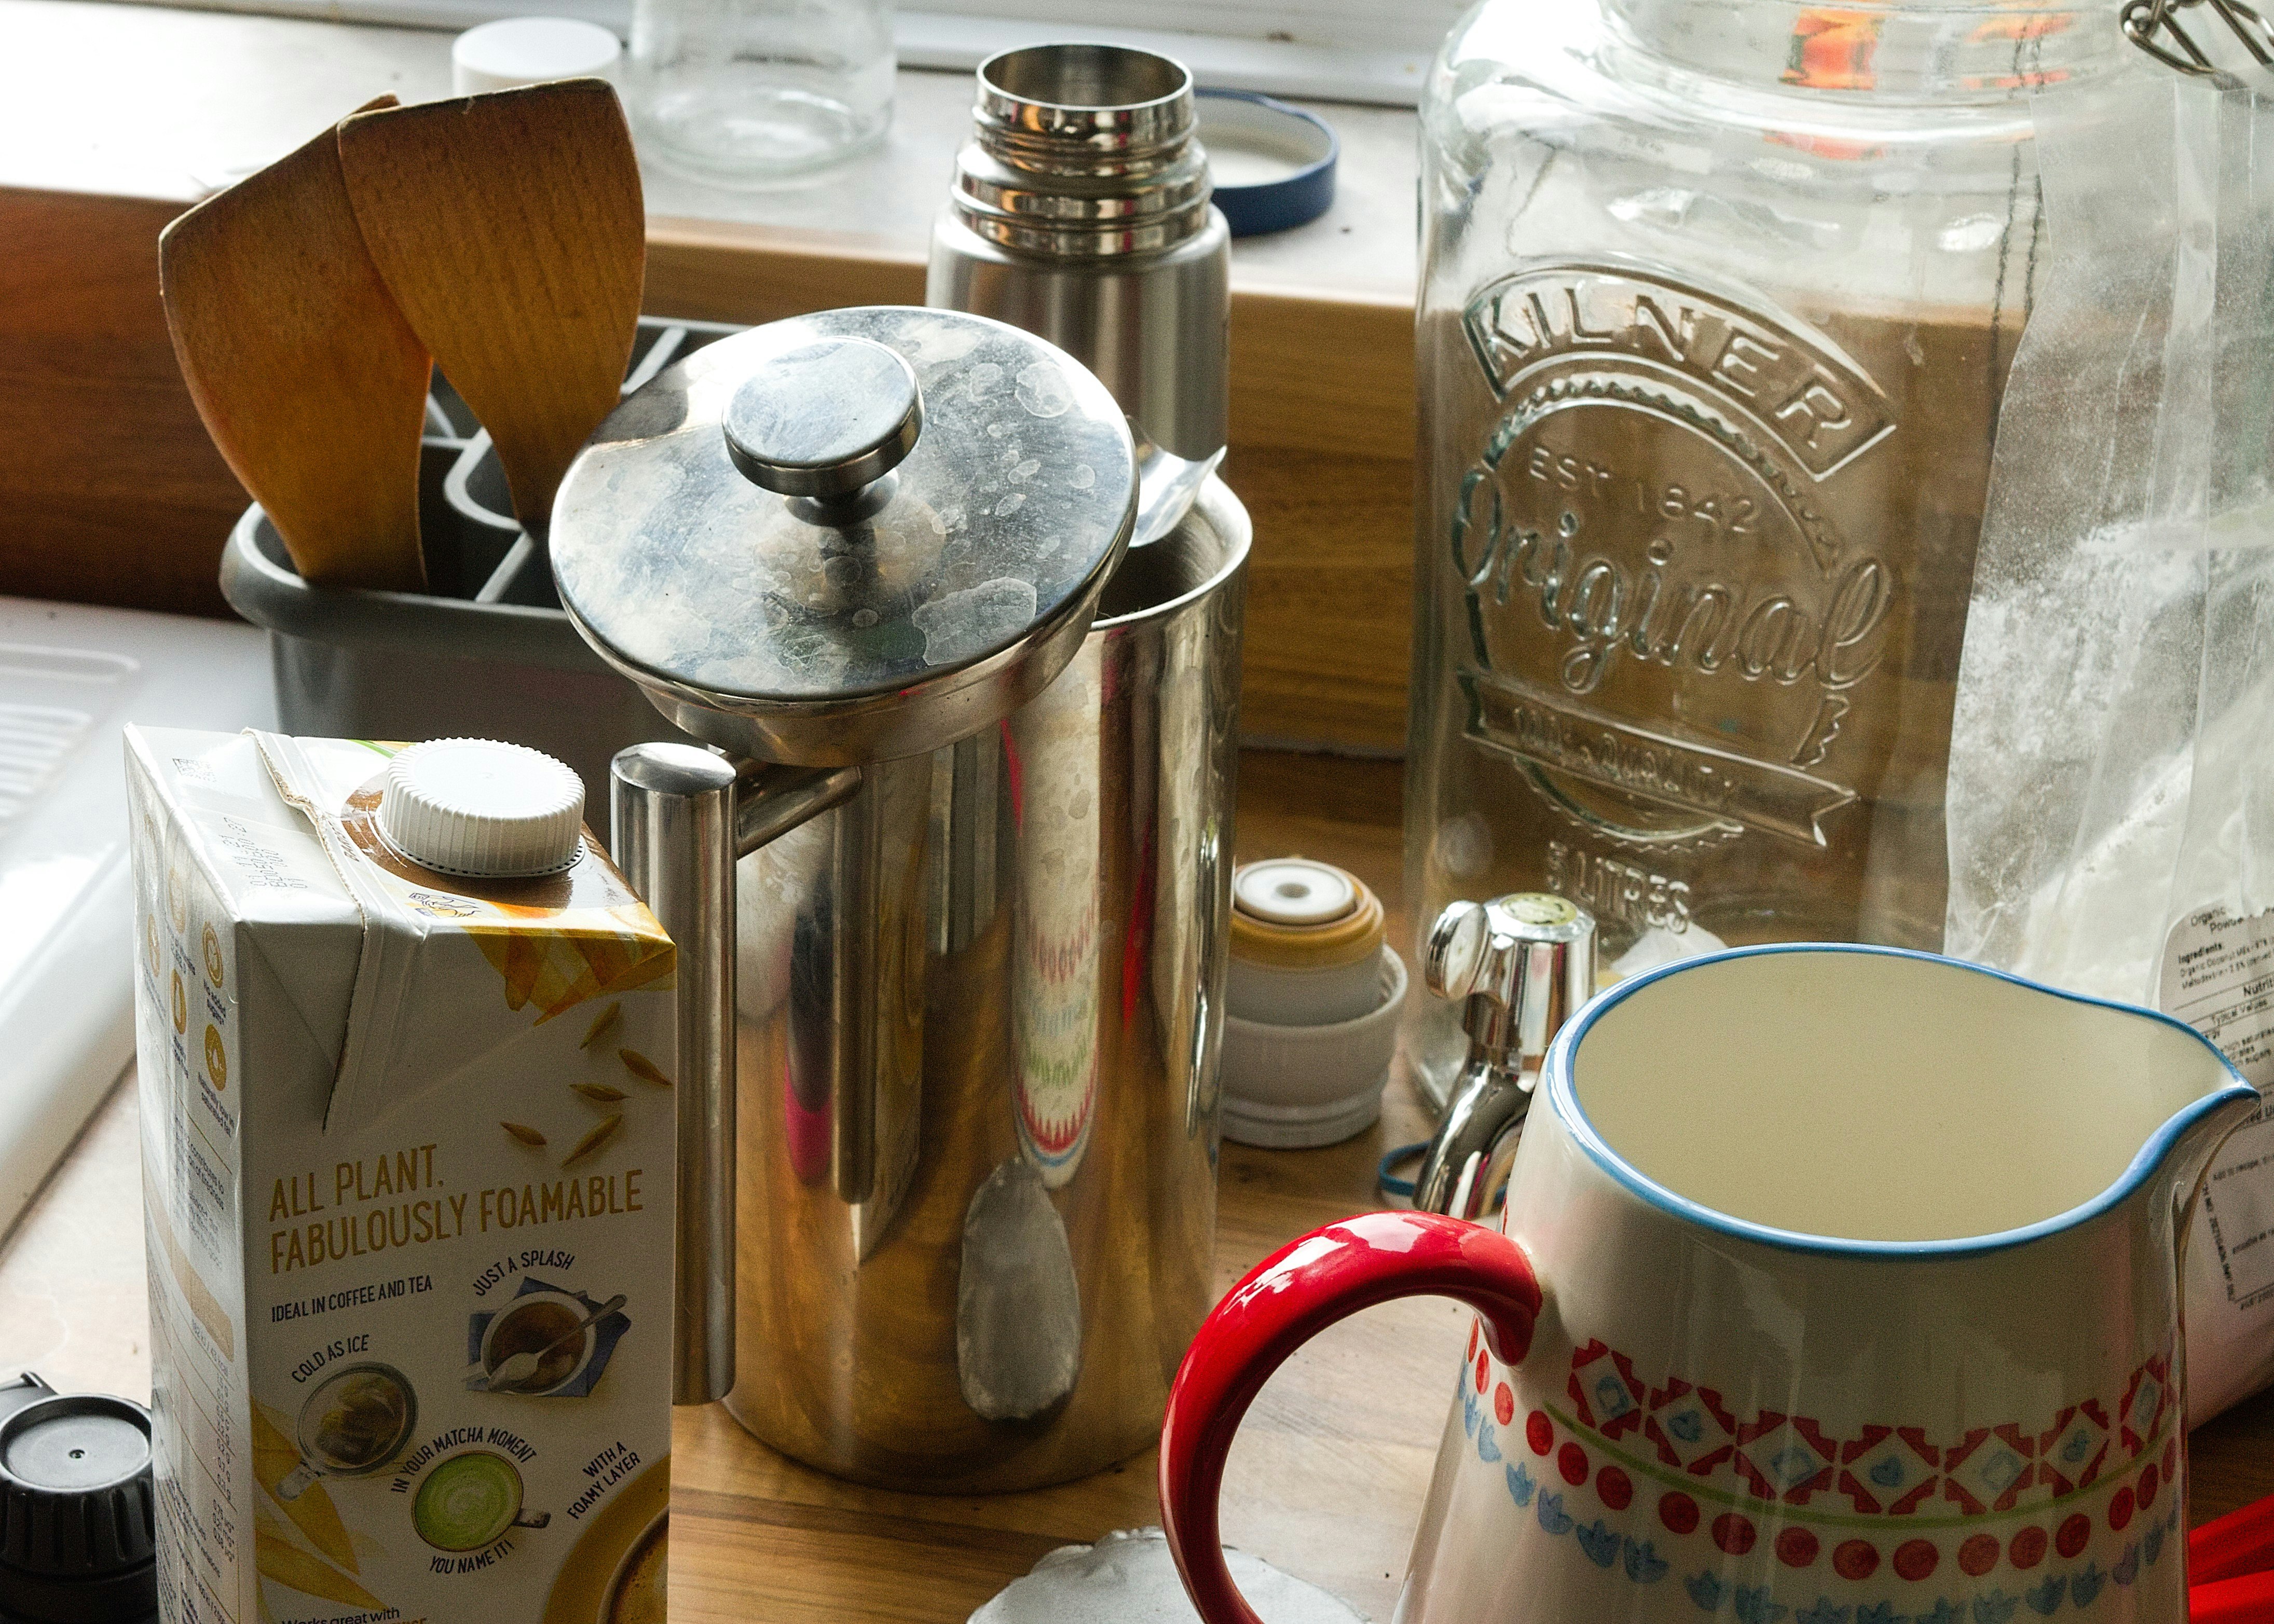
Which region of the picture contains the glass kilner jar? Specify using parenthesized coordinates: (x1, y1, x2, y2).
(1402, 0, 2149, 1105)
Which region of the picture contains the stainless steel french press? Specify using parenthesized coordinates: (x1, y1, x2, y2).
(551, 305, 1250, 1492)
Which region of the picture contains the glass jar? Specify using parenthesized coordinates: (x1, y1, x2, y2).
(1401, 0, 2147, 1105)
(628, 0, 893, 181)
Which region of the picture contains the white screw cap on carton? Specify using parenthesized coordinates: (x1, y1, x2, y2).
(378, 739, 584, 878)
(451, 17, 622, 94)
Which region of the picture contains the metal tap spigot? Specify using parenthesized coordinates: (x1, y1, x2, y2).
(1410, 894, 1596, 1221)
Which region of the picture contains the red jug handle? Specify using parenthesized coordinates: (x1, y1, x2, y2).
(2190, 1490, 2274, 1586)
(1158, 1210, 1543, 1624)
(2193, 1569, 2274, 1622)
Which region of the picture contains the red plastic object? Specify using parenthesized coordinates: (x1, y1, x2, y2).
(1157, 1210, 1542, 1624)
(2194, 1493, 2274, 1587)
(2192, 1568, 2274, 1622)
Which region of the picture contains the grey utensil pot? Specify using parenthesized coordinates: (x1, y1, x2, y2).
(217, 318, 743, 794)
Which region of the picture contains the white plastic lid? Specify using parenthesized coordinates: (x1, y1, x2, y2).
(378, 739, 585, 878)
(451, 18, 622, 95)
(1233, 858, 1356, 926)
(972, 1529, 1365, 1624)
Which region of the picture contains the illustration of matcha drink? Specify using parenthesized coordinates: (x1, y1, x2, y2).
(415, 1451, 550, 1552)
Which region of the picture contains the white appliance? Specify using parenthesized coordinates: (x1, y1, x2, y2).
(0, 598, 273, 1238)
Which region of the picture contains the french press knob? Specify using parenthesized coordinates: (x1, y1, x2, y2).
(1410, 894, 1596, 1221)
(551, 307, 1137, 1403)
(719, 334, 923, 518)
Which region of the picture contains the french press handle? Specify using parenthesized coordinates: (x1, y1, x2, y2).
(610, 746, 862, 1405)
(604, 342, 933, 1404)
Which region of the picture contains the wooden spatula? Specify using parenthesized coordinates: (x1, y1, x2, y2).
(160, 97, 431, 591)
(336, 80, 645, 535)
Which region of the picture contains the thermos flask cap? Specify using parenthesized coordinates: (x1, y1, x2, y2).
(1229, 859, 1384, 971)
(0, 1389, 158, 1624)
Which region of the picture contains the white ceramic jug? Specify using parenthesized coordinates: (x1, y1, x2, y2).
(1161, 946, 2256, 1624)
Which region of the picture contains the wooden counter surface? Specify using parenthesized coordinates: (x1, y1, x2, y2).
(3, 751, 2268, 1622)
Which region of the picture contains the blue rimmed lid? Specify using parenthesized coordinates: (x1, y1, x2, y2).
(1542, 942, 2256, 1259)
(1195, 91, 1337, 238)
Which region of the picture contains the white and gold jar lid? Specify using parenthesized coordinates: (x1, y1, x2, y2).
(1229, 858, 1385, 974)
(1223, 857, 1403, 1149)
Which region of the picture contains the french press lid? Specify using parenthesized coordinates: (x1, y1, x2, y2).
(552, 306, 1138, 767)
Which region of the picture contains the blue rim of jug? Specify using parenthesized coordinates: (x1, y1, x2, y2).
(1542, 941, 2256, 1260)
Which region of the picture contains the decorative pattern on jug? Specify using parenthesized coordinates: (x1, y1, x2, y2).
(1545, 1332, 2171, 1518)
(1458, 1324, 2183, 1618)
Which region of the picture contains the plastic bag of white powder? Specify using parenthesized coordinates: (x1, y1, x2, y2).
(1947, 68, 2274, 1421)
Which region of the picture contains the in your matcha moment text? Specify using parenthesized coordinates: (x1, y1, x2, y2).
(268, 1141, 646, 1275)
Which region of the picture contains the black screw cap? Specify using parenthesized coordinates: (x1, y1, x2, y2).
(0, 1392, 157, 1624)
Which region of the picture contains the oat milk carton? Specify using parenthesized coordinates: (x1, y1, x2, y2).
(126, 730, 676, 1624)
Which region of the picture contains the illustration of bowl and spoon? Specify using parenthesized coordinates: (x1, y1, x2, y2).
(468, 1292, 625, 1394)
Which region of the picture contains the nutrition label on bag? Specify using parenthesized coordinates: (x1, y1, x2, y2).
(2162, 905, 2274, 1089)
(2162, 907, 2274, 1317)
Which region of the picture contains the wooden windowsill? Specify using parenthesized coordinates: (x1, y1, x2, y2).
(0, 0, 1419, 752)
(0, 0, 1418, 303)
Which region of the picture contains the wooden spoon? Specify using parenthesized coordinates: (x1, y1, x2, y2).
(337, 80, 645, 535)
(160, 97, 431, 591)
